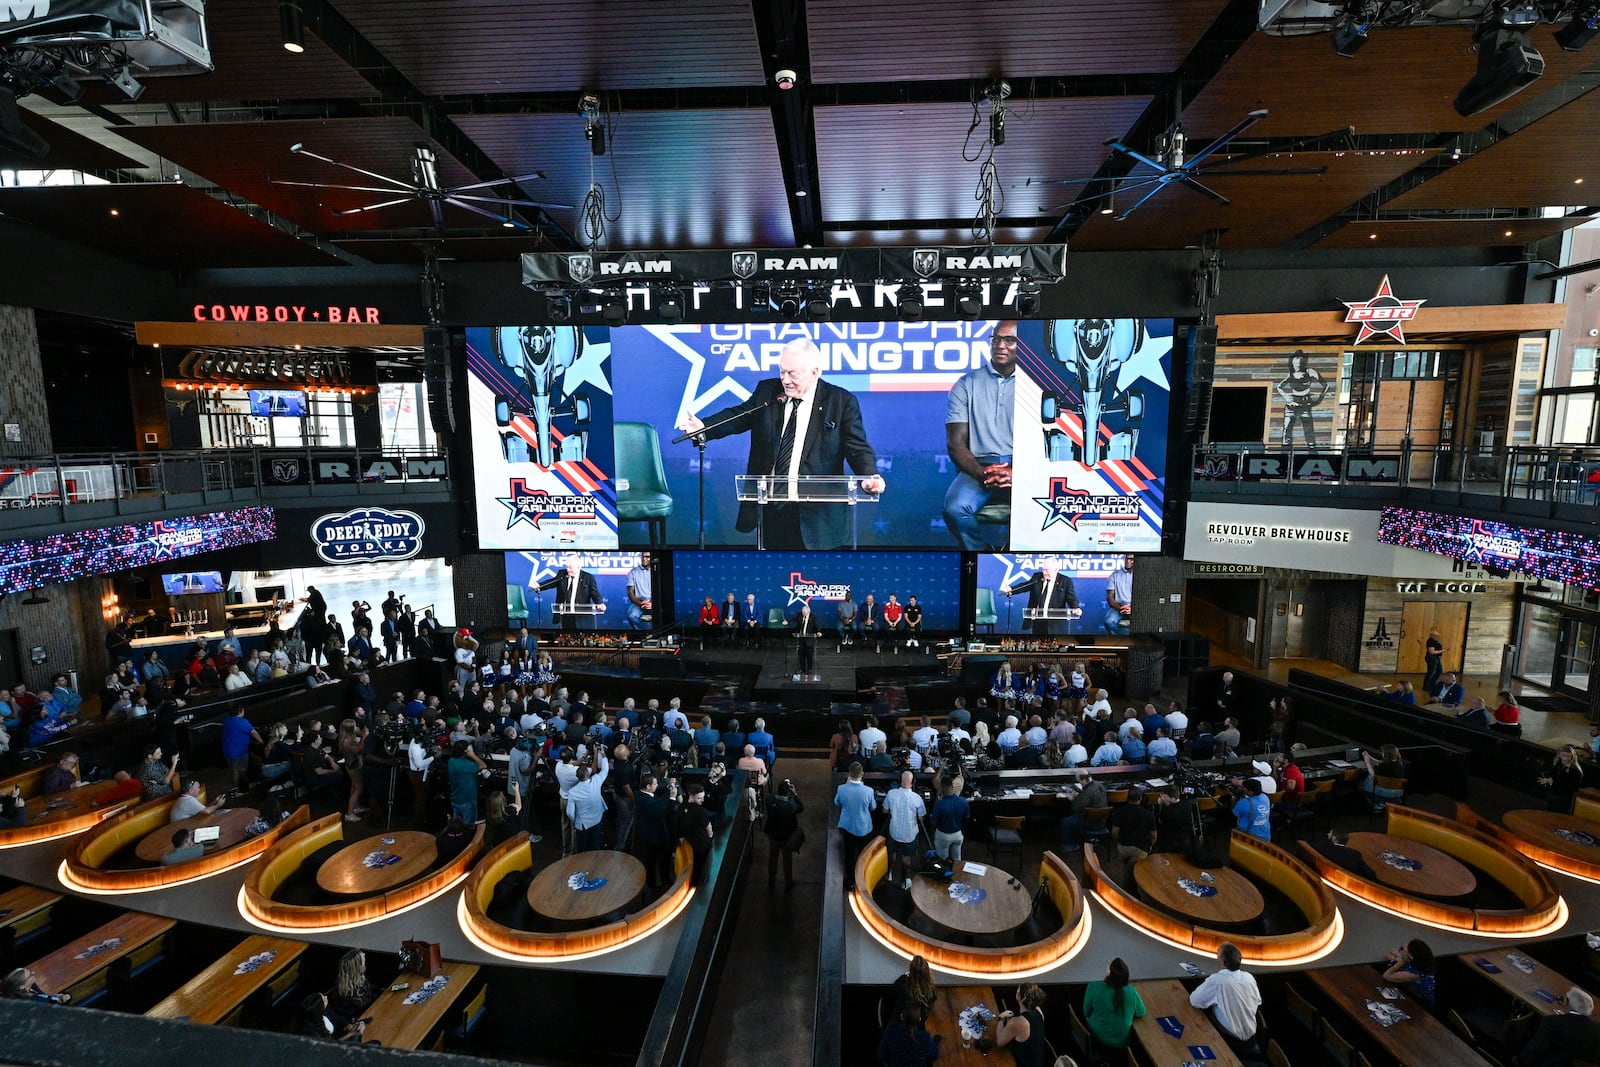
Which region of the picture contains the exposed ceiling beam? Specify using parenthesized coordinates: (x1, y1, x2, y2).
(751, 0, 821, 246)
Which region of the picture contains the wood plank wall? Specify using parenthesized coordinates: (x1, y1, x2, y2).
(1356, 577, 1516, 679)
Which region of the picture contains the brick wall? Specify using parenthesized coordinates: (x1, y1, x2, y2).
(0, 305, 52, 456)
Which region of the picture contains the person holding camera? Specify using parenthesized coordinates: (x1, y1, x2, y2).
(764, 778, 804, 890)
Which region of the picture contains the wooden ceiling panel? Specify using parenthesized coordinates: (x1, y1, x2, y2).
(0, 185, 342, 268)
(1386, 90, 1600, 210)
(332, 0, 764, 94)
(817, 98, 1149, 224)
(1185, 26, 1600, 138)
(826, 227, 1051, 247)
(117, 118, 485, 234)
(1067, 150, 1437, 251)
(807, 0, 1229, 82)
(454, 109, 793, 248)
(7, 108, 141, 171)
(1312, 215, 1588, 249)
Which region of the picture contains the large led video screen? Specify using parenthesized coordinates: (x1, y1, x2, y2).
(0, 507, 277, 596)
(671, 550, 962, 631)
(975, 552, 1138, 635)
(466, 326, 618, 551)
(504, 550, 646, 629)
(1378, 506, 1600, 590)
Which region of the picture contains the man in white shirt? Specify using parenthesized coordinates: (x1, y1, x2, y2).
(883, 770, 928, 890)
(947, 723, 972, 749)
(519, 704, 545, 733)
(662, 698, 690, 733)
(1086, 689, 1113, 720)
(169, 778, 225, 824)
(1091, 732, 1124, 766)
(857, 716, 887, 756)
(1188, 942, 1262, 1052)
(553, 747, 581, 856)
(1024, 716, 1048, 748)
(911, 716, 939, 753)
(1164, 702, 1189, 740)
(996, 715, 1022, 752)
(1063, 739, 1089, 767)
(1146, 727, 1179, 764)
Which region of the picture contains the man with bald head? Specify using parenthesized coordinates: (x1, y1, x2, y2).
(677, 337, 884, 549)
(944, 319, 1019, 549)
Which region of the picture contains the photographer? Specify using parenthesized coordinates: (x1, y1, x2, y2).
(507, 730, 543, 843)
(446, 739, 488, 824)
(361, 712, 397, 816)
(406, 730, 435, 822)
(764, 778, 804, 890)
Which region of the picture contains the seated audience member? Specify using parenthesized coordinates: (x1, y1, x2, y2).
(169, 778, 226, 823)
(721, 718, 748, 757)
(891, 956, 936, 1027)
(1383, 679, 1417, 704)
(695, 717, 721, 765)
(1110, 788, 1157, 870)
(736, 744, 769, 788)
(1491, 690, 1521, 734)
(1005, 735, 1043, 770)
(1455, 696, 1491, 728)
(1090, 732, 1123, 766)
(1213, 717, 1240, 759)
(1431, 672, 1465, 707)
(1083, 957, 1146, 1054)
(1313, 829, 1375, 878)
(1146, 727, 1179, 765)
(1360, 744, 1407, 811)
(295, 991, 365, 1042)
(1188, 722, 1216, 761)
(910, 716, 939, 754)
(41, 753, 84, 794)
(1232, 779, 1271, 841)
(138, 743, 180, 799)
(1060, 771, 1108, 850)
(2, 966, 69, 1004)
(161, 827, 205, 866)
(1188, 942, 1262, 1054)
(1152, 791, 1197, 855)
(992, 983, 1048, 1062)
(1163, 701, 1188, 739)
(876, 1002, 940, 1067)
(748, 718, 776, 766)
(1538, 746, 1586, 813)
(996, 715, 1022, 752)
(1120, 722, 1147, 763)
(1382, 939, 1437, 1011)
(1516, 986, 1600, 1067)
(330, 949, 375, 1024)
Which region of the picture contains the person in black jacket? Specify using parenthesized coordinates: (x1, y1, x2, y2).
(763, 778, 805, 890)
(1516, 986, 1600, 1067)
(675, 781, 715, 886)
(634, 773, 678, 891)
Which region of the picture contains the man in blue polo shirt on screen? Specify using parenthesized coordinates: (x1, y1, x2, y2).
(943, 320, 1017, 550)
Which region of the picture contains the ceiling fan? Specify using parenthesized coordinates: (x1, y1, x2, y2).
(271, 143, 573, 232)
(1029, 108, 1349, 220)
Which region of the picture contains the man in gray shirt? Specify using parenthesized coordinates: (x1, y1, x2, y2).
(1060, 771, 1108, 850)
(836, 591, 859, 646)
(626, 553, 653, 631)
(943, 320, 1018, 549)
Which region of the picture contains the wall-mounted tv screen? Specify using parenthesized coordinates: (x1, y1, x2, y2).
(974, 552, 1137, 635)
(161, 570, 225, 595)
(504, 551, 646, 629)
(248, 390, 308, 417)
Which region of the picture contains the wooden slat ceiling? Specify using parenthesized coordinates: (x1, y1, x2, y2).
(1184, 25, 1600, 137)
(1312, 215, 1589, 249)
(331, 0, 766, 94)
(4, 110, 140, 172)
(828, 227, 1052, 247)
(817, 98, 1149, 224)
(334, 235, 559, 265)
(1067, 150, 1438, 251)
(116, 118, 483, 234)
(807, 0, 1231, 82)
(0, 185, 342, 269)
(454, 109, 793, 248)
(1386, 90, 1600, 210)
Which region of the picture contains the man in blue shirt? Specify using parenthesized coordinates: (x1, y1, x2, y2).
(748, 718, 776, 768)
(1233, 779, 1271, 841)
(693, 717, 720, 764)
(221, 704, 261, 789)
(931, 777, 969, 864)
(833, 761, 877, 889)
(943, 320, 1018, 549)
(567, 748, 609, 852)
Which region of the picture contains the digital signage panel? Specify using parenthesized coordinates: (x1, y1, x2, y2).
(974, 552, 1138, 635)
(504, 550, 645, 629)
(1377, 506, 1600, 589)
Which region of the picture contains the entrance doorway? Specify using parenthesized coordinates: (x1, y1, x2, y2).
(1398, 601, 1468, 674)
(0, 628, 23, 686)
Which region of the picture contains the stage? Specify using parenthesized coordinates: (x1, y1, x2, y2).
(678, 636, 948, 707)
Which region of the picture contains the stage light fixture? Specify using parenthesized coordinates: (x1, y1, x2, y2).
(107, 64, 145, 102)
(897, 282, 924, 322)
(1014, 278, 1041, 317)
(1331, 15, 1370, 57)
(601, 289, 627, 326)
(806, 289, 833, 321)
(1454, 28, 1544, 117)
(751, 281, 771, 309)
(955, 280, 983, 319)
(279, 1, 305, 53)
(547, 293, 572, 323)
(657, 286, 686, 323)
(1555, 8, 1600, 50)
(775, 285, 803, 319)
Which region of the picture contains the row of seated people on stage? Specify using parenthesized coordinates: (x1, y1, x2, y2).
(695, 591, 927, 648)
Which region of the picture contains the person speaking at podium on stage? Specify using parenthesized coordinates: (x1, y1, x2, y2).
(535, 556, 604, 630)
(1005, 557, 1082, 636)
(675, 338, 886, 550)
(793, 603, 819, 674)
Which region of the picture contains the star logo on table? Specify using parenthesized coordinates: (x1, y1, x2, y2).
(362, 850, 402, 869)
(403, 974, 449, 1006)
(75, 936, 126, 961)
(1033, 478, 1141, 531)
(567, 871, 609, 892)
(235, 950, 277, 975)
(1342, 274, 1427, 345)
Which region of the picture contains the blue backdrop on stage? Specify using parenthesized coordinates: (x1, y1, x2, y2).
(671, 551, 961, 629)
(974, 552, 1137, 635)
(504, 550, 644, 629)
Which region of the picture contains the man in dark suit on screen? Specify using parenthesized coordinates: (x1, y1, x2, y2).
(793, 604, 818, 674)
(536, 557, 605, 630)
(676, 338, 886, 550)
(1005, 557, 1082, 636)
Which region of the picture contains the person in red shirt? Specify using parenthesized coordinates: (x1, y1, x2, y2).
(1279, 746, 1306, 797)
(1491, 689, 1521, 735)
(698, 597, 720, 648)
(883, 595, 905, 650)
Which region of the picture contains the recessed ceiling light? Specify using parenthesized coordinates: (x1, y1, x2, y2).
(109, 209, 119, 217)
(795, 189, 807, 197)
(1576, 177, 1585, 185)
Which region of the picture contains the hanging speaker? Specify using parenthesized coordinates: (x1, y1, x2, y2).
(424, 327, 454, 436)
(1184, 323, 1217, 442)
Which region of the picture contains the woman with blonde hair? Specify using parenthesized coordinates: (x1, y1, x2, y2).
(890, 955, 935, 1027)
(329, 948, 374, 1023)
(337, 719, 365, 822)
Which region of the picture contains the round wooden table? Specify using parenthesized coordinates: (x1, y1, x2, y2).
(316, 831, 438, 896)
(28, 779, 128, 826)
(1133, 853, 1265, 926)
(909, 864, 1033, 936)
(1503, 808, 1600, 860)
(135, 807, 259, 863)
(528, 850, 647, 923)
(1346, 831, 1477, 897)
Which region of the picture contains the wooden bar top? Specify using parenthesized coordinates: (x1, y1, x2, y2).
(0, 884, 62, 928)
(1307, 964, 1489, 1067)
(1131, 979, 1246, 1067)
(146, 936, 306, 1024)
(1458, 949, 1586, 1017)
(29, 912, 175, 995)
(923, 985, 1000, 1067)
(1133, 853, 1264, 926)
(316, 831, 438, 896)
(361, 961, 480, 1050)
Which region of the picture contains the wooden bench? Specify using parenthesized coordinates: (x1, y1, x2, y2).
(28, 911, 175, 1007)
(146, 935, 307, 1026)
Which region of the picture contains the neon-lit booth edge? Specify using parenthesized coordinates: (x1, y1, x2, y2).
(62, 796, 310, 891)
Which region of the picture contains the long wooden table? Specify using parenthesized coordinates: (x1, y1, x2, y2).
(910, 861, 1033, 936)
(146, 935, 306, 1025)
(1307, 964, 1490, 1067)
(1457, 949, 1587, 1017)
(135, 807, 259, 863)
(316, 830, 438, 895)
(26, 778, 131, 828)
(1131, 979, 1246, 1067)
(29, 911, 175, 1005)
(923, 984, 1001, 1067)
(0, 884, 63, 945)
(1133, 853, 1264, 926)
(1345, 832, 1478, 898)
(1503, 808, 1600, 865)
(361, 960, 480, 1050)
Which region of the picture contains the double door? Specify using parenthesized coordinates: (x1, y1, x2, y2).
(1397, 601, 1467, 675)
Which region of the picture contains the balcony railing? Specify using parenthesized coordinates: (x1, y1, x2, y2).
(1190, 443, 1600, 508)
(0, 446, 449, 529)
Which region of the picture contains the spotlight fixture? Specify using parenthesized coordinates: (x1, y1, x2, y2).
(657, 286, 686, 324)
(21, 590, 50, 605)
(774, 285, 803, 319)
(751, 281, 771, 310)
(579, 92, 605, 156)
(547, 293, 572, 323)
(955, 280, 983, 320)
(897, 282, 925, 322)
(1555, 7, 1600, 51)
(1454, 28, 1544, 117)
(1331, 15, 1370, 57)
(806, 288, 833, 322)
(1013, 278, 1041, 317)
(106, 64, 145, 102)
(279, 0, 305, 53)
(600, 289, 627, 326)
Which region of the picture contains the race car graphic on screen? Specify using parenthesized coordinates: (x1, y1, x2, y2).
(490, 326, 591, 468)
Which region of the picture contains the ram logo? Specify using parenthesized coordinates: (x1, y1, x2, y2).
(731, 252, 757, 279)
(565, 254, 594, 283)
(912, 249, 940, 278)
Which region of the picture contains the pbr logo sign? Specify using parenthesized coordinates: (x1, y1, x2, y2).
(780, 571, 853, 607)
(497, 477, 597, 530)
(310, 507, 425, 565)
(731, 252, 757, 279)
(566, 254, 594, 284)
(1033, 478, 1142, 532)
(1343, 274, 1427, 345)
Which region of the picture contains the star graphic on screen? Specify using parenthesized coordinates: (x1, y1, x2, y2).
(1033, 480, 1099, 531)
(497, 478, 551, 529)
(1113, 329, 1171, 393)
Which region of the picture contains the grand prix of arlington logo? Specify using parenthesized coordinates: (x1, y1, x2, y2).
(147, 519, 205, 559)
(310, 507, 425, 565)
(497, 477, 597, 530)
(1457, 518, 1524, 566)
(781, 571, 852, 607)
(1033, 478, 1142, 532)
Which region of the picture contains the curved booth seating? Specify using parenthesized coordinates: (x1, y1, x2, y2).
(459, 833, 695, 960)
(60, 798, 310, 891)
(1297, 804, 1563, 935)
(1573, 787, 1600, 824)
(1454, 799, 1600, 885)
(849, 836, 1089, 977)
(1085, 830, 1340, 965)
(0, 765, 142, 848)
(241, 813, 484, 930)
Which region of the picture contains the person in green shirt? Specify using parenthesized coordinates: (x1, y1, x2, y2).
(1082, 956, 1146, 1051)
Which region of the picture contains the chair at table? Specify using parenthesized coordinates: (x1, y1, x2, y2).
(614, 421, 674, 546)
(506, 584, 528, 627)
(1106, 788, 1129, 806)
(1322, 1020, 1356, 1067)
(1445, 1008, 1477, 1044)
(1284, 984, 1320, 1038)
(1079, 806, 1113, 855)
(1066, 1004, 1128, 1067)
(974, 588, 998, 634)
(1353, 1052, 1373, 1067)
(444, 982, 489, 1051)
(990, 815, 1024, 868)
(1266, 1037, 1292, 1067)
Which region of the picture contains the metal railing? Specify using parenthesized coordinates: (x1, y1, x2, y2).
(0, 446, 449, 530)
(1191, 443, 1600, 507)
